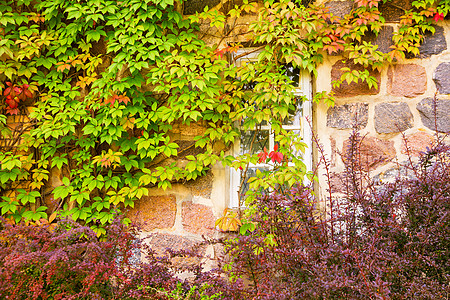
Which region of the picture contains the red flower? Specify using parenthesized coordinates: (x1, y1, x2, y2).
(269, 144, 283, 164)
(433, 12, 444, 22)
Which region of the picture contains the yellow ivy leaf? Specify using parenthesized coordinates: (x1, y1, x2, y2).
(121, 117, 135, 130)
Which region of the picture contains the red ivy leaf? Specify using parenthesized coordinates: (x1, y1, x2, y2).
(56, 62, 71, 72)
(100, 157, 111, 168)
(13, 86, 22, 94)
(213, 44, 241, 59)
(257, 147, 268, 163)
(104, 95, 117, 107)
(104, 94, 130, 107)
(433, 13, 444, 22)
(3, 87, 11, 96)
(269, 151, 283, 164)
(24, 89, 33, 99)
(116, 95, 130, 105)
(269, 145, 283, 164)
(6, 96, 19, 108)
(6, 107, 19, 115)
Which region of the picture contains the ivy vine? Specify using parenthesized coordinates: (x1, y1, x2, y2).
(0, 0, 447, 234)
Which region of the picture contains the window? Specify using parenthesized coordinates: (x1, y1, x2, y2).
(229, 48, 313, 208)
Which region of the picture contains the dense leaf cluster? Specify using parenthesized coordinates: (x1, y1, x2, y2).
(0, 0, 448, 231)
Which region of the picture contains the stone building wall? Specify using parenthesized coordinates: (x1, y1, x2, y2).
(5, 0, 447, 257)
(316, 1, 450, 200)
(125, 0, 450, 255)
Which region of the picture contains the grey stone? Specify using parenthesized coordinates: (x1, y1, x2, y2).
(146, 234, 207, 269)
(327, 103, 369, 129)
(186, 170, 213, 198)
(374, 26, 394, 53)
(183, 0, 220, 15)
(433, 62, 450, 94)
(325, 0, 354, 19)
(342, 136, 396, 170)
(373, 164, 416, 183)
(374, 102, 413, 133)
(416, 97, 450, 132)
(147, 233, 196, 254)
(329, 172, 346, 194)
(417, 26, 447, 58)
(373, 164, 417, 198)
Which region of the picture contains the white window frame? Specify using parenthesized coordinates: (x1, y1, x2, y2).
(229, 48, 313, 208)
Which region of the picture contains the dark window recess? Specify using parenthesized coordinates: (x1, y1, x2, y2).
(183, 0, 220, 15)
(284, 63, 300, 87)
(243, 81, 257, 90)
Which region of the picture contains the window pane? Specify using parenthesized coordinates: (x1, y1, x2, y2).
(285, 130, 303, 160)
(240, 167, 269, 197)
(282, 101, 303, 126)
(283, 63, 300, 87)
(231, 48, 311, 208)
(243, 81, 257, 90)
(240, 130, 269, 155)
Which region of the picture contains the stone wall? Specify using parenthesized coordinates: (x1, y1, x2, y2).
(125, 168, 226, 261)
(316, 0, 450, 199)
(131, 0, 450, 255)
(5, 0, 447, 258)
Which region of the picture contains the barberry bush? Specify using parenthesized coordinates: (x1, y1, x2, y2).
(220, 130, 450, 299)
(0, 217, 239, 299)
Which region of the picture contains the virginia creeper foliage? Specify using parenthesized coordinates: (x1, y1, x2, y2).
(0, 0, 448, 231)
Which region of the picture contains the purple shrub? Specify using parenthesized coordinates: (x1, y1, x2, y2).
(220, 130, 450, 299)
(0, 218, 179, 299)
(0, 217, 244, 299)
(0, 219, 121, 299)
